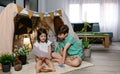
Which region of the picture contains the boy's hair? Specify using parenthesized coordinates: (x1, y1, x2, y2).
(37, 28, 48, 43)
(57, 25, 69, 35)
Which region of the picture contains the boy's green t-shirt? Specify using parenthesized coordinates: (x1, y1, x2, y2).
(55, 34, 83, 57)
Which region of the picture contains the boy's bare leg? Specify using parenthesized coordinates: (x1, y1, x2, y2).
(65, 56, 82, 67)
(42, 58, 55, 72)
(52, 52, 62, 64)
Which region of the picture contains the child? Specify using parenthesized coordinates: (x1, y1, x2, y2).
(52, 25, 83, 67)
(33, 28, 55, 74)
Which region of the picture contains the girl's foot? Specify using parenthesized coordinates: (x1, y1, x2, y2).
(41, 66, 55, 72)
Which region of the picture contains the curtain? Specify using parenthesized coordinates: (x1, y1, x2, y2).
(100, 0, 119, 41)
(118, 1, 120, 41)
(63, 0, 120, 41)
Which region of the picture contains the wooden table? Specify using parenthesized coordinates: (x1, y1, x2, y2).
(77, 33, 110, 48)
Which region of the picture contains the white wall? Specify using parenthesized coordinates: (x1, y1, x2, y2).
(1, 0, 64, 13)
(16, 0, 24, 7)
(45, 0, 64, 12)
(38, 0, 46, 12)
(0, 0, 23, 13)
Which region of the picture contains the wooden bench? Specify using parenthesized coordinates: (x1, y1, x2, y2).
(77, 33, 110, 48)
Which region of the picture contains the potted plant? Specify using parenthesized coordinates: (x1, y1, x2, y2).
(0, 53, 14, 72)
(82, 37, 91, 58)
(81, 22, 92, 58)
(14, 45, 31, 65)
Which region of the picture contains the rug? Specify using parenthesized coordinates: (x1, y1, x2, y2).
(11, 61, 94, 74)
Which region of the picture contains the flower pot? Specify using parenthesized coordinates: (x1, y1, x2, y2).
(14, 64, 22, 71)
(83, 48, 91, 58)
(13, 59, 22, 71)
(2, 63, 11, 72)
(19, 55, 27, 65)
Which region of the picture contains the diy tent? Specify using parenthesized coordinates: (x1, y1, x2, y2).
(0, 3, 78, 54)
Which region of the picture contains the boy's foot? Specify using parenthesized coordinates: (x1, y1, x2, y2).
(52, 59, 62, 64)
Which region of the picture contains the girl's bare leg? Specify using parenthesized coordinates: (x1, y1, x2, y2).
(35, 58, 43, 74)
(44, 58, 56, 72)
(65, 56, 82, 67)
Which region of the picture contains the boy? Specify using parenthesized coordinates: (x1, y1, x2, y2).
(52, 25, 83, 67)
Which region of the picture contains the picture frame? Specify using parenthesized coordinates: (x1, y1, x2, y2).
(0, 0, 16, 7)
(24, 0, 38, 11)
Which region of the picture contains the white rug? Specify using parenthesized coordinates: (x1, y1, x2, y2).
(11, 61, 94, 74)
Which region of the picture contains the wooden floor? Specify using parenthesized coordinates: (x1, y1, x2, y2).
(0, 42, 120, 74)
(65, 42, 120, 74)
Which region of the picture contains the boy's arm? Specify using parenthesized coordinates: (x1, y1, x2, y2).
(62, 43, 71, 64)
(48, 45, 52, 59)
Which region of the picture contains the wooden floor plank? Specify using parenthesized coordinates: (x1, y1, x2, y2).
(65, 42, 120, 74)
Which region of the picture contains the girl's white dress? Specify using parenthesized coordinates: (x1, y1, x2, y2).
(34, 40, 52, 53)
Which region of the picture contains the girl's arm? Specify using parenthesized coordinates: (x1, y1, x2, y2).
(62, 43, 71, 64)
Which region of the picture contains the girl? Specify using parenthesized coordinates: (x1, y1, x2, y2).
(52, 25, 83, 67)
(33, 28, 55, 74)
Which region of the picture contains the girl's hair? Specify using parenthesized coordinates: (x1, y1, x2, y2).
(57, 25, 69, 35)
(37, 28, 48, 43)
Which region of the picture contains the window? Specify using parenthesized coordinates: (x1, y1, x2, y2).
(69, 3, 100, 23)
(67, 1, 119, 41)
(69, 4, 81, 23)
(82, 3, 100, 23)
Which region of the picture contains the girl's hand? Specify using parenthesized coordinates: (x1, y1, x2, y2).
(41, 57, 45, 60)
(38, 57, 45, 61)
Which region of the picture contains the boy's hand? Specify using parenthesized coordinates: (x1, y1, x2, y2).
(60, 59, 64, 64)
(48, 56, 52, 60)
(62, 59, 65, 64)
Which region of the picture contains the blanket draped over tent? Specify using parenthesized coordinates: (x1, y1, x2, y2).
(0, 3, 78, 54)
(0, 3, 18, 53)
